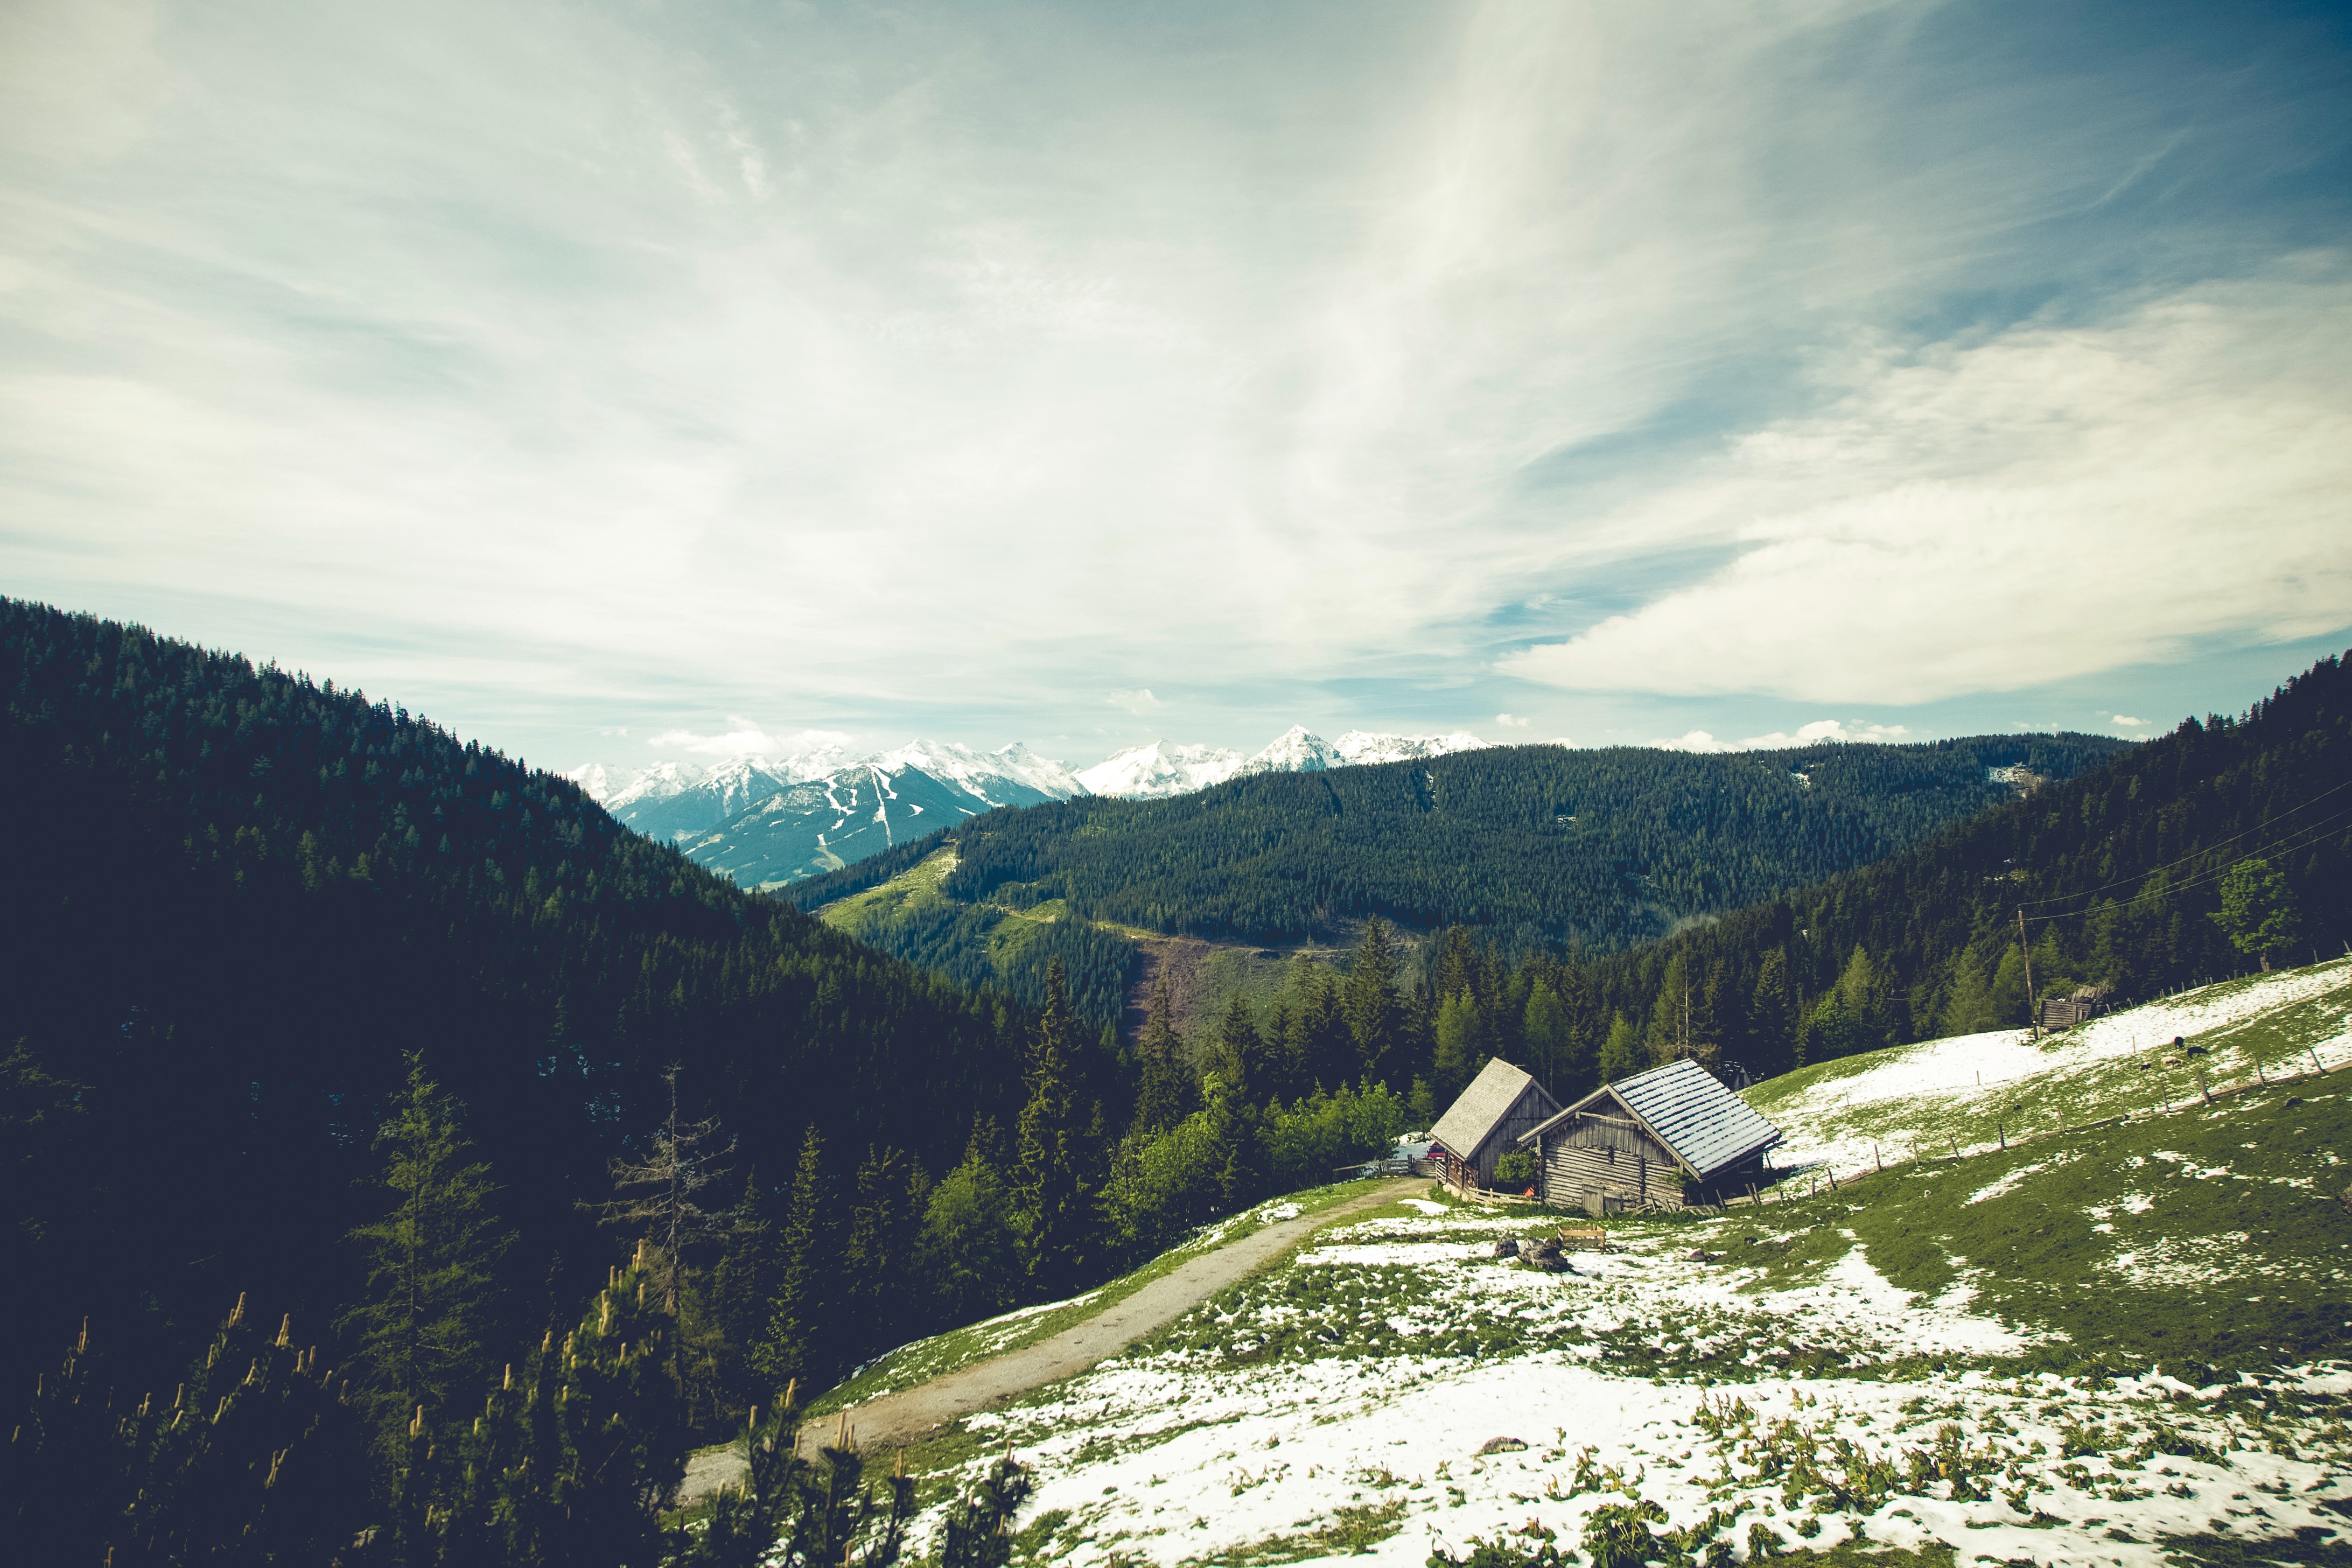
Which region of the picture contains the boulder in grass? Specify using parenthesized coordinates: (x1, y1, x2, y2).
(1479, 1437, 1528, 1455)
(1493, 1237, 1520, 1258)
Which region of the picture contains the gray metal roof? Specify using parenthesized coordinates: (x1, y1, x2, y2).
(1428, 1057, 1541, 1159)
(1608, 1058, 1782, 1177)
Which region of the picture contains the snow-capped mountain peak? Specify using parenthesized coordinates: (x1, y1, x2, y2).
(1233, 725, 1342, 778)
(1075, 740, 1244, 799)
(603, 759, 708, 808)
(869, 739, 1091, 807)
(1331, 730, 1490, 766)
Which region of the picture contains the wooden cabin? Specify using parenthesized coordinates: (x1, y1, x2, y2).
(2038, 984, 2115, 1032)
(1427, 1058, 1563, 1192)
(1516, 1058, 1782, 1213)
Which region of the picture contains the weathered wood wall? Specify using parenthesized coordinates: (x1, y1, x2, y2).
(1535, 1111, 1684, 1210)
(1469, 1083, 1566, 1185)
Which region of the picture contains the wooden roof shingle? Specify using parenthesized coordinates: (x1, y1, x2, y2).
(1428, 1057, 1541, 1159)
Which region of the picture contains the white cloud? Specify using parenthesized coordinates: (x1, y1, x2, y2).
(1503, 272, 2352, 703)
(1495, 712, 1529, 727)
(0, 3, 2343, 758)
(2112, 714, 2146, 726)
(645, 723, 778, 757)
(1109, 689, 1161, 716)
(1650, 719, 1910, 753)
(640, 719, 855, 758)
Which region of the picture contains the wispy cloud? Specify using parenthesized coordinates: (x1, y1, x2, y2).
(641, 723, 852, 758)
(1495, 712, 1529, 728)
(0, 2, 2343, 760)
(1503, 272, 2352, 704)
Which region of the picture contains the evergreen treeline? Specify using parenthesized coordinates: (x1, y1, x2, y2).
(1384, 653, 2352, 1111)
(786, 732, 2125, 1029)
(0, 599, 1053, 1419)
(0, 600, 1411, 1560)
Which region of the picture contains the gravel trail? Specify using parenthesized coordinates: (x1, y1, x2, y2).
(681, 1179, 1419, 1502)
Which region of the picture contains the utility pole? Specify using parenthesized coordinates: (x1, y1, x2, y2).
(2018, 908, 2039, 1039)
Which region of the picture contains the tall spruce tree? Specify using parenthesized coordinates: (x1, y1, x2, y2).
(696, 1167, 779, 1430)
(1749, 949, 1796, 1072)
(1432, 992, 1482, 1106)
(1343, 918, 1403, 1087)
(755, 1123, 836, 1393)
(1212, 993, 1261, 1100)
(1130, 971, 1196, 1136)
(1013, 958, 1088, 1294)
(841, 1145, 919, 1355)
(1521, 981, 1570, 1095)
(339, 1052, 514, 1472)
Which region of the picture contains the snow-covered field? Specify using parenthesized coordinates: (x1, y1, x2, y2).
(1754, 960, 2352, 1178)
(914, 1201, 2351, 1568)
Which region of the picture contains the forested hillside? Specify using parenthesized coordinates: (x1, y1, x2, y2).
(0, 600, 1415, 1562)
(788, 731, 2126, 1036)
(0, 600, 1072, 1417)
(1457, 652, 2352, 1105)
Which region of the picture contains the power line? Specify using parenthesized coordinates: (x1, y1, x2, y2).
(2013, 776, 2352, 911)
(2021, 815, 2352, 926)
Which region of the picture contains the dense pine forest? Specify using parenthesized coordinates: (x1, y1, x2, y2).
(788, 730, 2127, 1035)
(1401, 652, 2352, 1112)
(5, 597, 2344, 1564)
(0, 602, 1405, 1563)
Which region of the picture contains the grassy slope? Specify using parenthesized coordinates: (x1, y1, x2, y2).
(1747, 959, 2352, 1172)
(1735, 1081, 2352, 1371)
(819, 848, 1430, 1048)
(809, 1182, 1391, 1417)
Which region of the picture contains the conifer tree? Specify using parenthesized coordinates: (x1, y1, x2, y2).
(1597, 1013, 1642, 1083)
(1130, 972, 1196, 1136)
(699, 1168, 779, 1427)
(1212, 993, 1261, 1099)
(1013, 957, 1088, 1294)
(1285, 957, 1351, 1089)
(591, 1063, 735, 1313)
(1343, 918, 1403, 1087)
(1750, 949, 1796, 1070)
(755, 1124, 836, 1393)
(340, 1052, 515, 1473)
(1522, 981, 1572, 1095)
(842, 1145, 919, 1354)
(1432, 992, 1482, 1106)
(1264, 995, 1299, 1102)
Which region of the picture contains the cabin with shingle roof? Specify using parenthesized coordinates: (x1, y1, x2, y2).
(1515, 1058, 1782, 1213)
(1426, 1058, 1563, 1192)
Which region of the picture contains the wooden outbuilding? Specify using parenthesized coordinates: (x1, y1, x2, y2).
(1426, 1058, 1563, 1193)
(2038, 984, 2115, 1032)
(1515, 1058, 1782, 1213)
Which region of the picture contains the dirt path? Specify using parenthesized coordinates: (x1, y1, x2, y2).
(681, 1179, 1419, 1503)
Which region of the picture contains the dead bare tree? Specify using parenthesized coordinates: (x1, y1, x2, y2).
(589, 1064, 737, 1312)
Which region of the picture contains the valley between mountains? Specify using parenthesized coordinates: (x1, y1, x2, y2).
(7, 600, 2349, 1568)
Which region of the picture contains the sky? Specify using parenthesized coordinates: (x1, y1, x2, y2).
(4, 1, 2350, 776)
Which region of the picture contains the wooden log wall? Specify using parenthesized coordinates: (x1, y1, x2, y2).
(1537, 1111, 1685, 1212)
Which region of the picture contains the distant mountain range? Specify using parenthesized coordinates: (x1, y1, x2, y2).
(568, 727, 1503, 887)
(1074, 726, 1490, 796)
